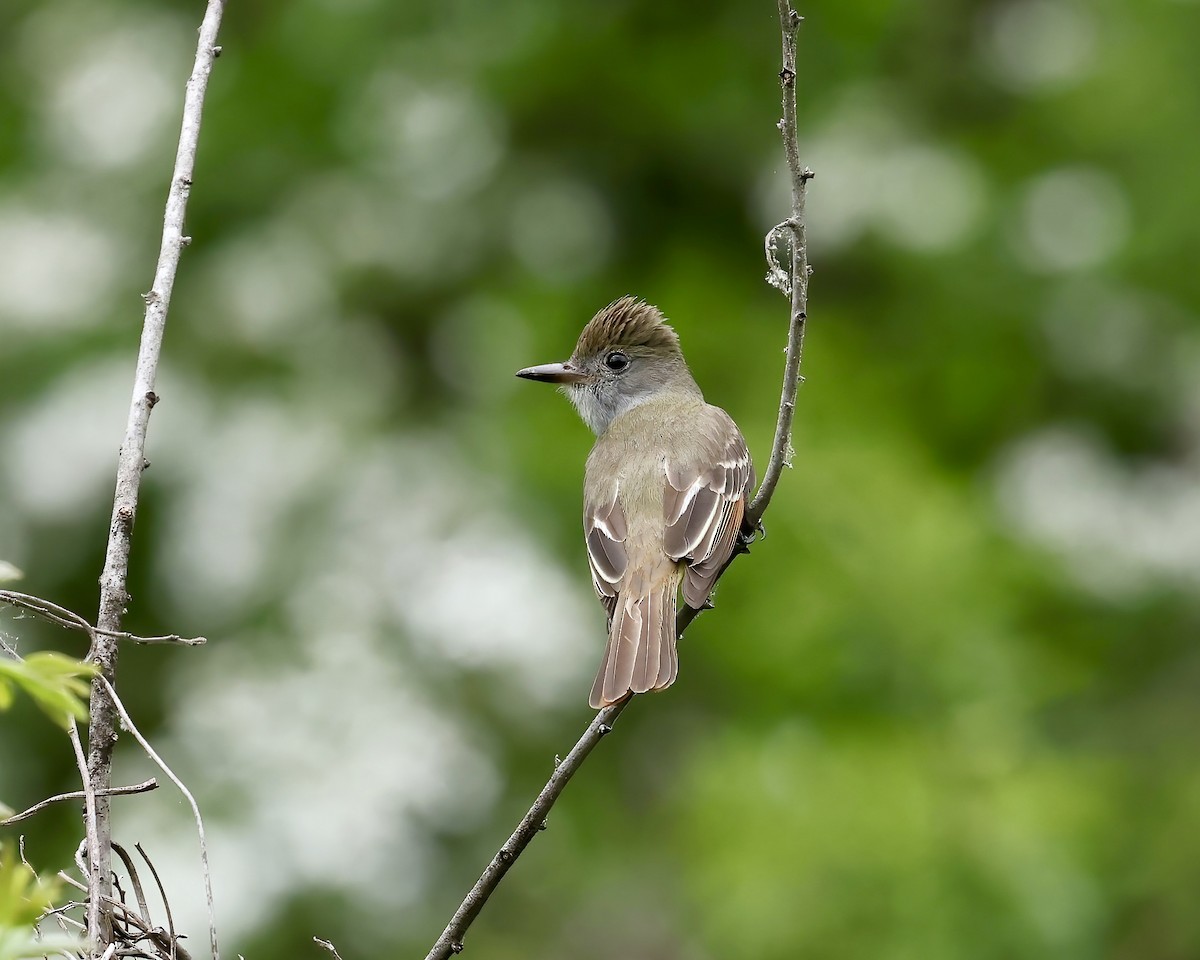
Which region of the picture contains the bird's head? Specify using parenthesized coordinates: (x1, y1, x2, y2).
(516, 296, 698, 435)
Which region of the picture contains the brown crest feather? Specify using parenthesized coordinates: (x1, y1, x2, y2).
(573, 296, 682, 359)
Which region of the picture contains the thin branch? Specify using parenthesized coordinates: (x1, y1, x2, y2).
(67, 718, 104, 947)
(97, 676, 219, 960)
(0, 591, 206, 653)
(84, 0, 226, 948)
(314, 938, 346, 960)
(135, 842, 182, 960)
(111, 844, 154, 938)
(749, 0, 812, 526)
(420, 7, 812, 958)
(0, 779, 158, 827)
(423, 703, 627, 960)
(42, 904, 87, 930)
(673, 0, 812, 636)
(57, 872, 89, 894)
(111, 846, 194, 960)
(51, 877, 190, 960)
(93, 630, 206, 647)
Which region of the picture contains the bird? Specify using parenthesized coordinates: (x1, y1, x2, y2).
(516, 296, 754, 709)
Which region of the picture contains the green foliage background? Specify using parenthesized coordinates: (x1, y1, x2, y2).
(2, 0, 1199, 958)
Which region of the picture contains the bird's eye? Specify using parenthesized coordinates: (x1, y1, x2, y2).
(604, 351, 630, 372)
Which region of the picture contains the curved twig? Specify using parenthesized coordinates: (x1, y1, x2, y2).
(111, 843, 154, 934)
(136, 842, 183, 960)
(97, 676, 219, 960)
(749, 0, 813, 526)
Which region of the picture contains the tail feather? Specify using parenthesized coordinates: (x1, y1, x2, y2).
(589, 575, 679, 709)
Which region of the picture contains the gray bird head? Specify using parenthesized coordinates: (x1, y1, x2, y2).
(516, 297, 701, 435)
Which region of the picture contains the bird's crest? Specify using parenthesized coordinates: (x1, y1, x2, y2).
(574, 297, 681, 358)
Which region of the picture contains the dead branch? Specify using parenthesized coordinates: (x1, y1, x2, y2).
(0, 780, 158, 827)
(0, 591, 205, 653)
(97, 677, 217, 960)
(82, 0, 227, 948)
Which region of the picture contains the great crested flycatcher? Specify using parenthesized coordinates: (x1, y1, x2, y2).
(517, 296, 754, 708)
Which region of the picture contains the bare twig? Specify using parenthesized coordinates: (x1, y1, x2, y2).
(67, 718, 104, 947)
(83, 0, 226, 948)
(135, 843, 181, 960)
(0, 591, 206, 652)
(749, 0, 812, 525)
(0, 779, 158, 827)
(111, 844, 154, 936)
(98, 676, 219, 960)
(668, 1, 813, 639)
(421, 7, 812, 957)
(314, 938, 346, 960)
(57, 872, 89, 895)
(42, 903, 87, 929)
(110, 845, 194, 959)
(92, 630, 206, 647)
(423, 703, 626, 960)
(50, 875, 191, 960)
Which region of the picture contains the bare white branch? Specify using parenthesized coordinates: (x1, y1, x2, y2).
(83, 0, 227, 948)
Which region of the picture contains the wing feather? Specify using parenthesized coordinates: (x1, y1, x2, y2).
(584, 481, 627, 621)
(663, 410, 754, 610)
(663, 486, 721, 557)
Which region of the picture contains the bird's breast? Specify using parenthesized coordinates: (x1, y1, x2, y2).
(585, 395, 704, 533)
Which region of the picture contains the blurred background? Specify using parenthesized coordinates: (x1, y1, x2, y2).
(2, 0, 1199, 957)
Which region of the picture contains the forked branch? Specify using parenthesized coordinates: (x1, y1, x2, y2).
(420, 5, 813, 958)
(0, 590, 206, 652)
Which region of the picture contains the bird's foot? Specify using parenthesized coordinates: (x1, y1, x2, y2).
(735, 519, 763, 554)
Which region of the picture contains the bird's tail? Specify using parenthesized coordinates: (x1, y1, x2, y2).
(589, 569, 681, 709)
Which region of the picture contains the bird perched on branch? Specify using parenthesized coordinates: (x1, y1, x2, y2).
(517, 297, 754, 708)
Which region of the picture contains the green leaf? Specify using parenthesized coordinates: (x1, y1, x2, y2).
(0, 846, 57, 927)
(0, 845, 87, 960)
(0, 655, 97, 729)
(0, 929, 89, 960)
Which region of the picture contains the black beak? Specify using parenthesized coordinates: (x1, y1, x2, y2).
(515, 361, 588, 384)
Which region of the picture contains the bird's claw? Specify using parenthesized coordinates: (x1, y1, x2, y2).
(735, 519, 763, 554)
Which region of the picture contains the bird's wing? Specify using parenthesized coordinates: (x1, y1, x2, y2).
(584, 479, 627, 623)
(663, 410, 754, 609)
